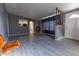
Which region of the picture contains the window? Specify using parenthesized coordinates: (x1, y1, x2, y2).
(19, 20, 28, 27)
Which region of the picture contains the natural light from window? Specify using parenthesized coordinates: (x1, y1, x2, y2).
(69, 14, 79, 19)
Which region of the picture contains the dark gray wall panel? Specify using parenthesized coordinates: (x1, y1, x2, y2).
(8, 14, 29, 35)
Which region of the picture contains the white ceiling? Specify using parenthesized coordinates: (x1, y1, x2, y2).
(5, 3, 79, 20)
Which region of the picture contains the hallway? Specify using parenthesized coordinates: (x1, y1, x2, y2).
(3, 34, 79, 56)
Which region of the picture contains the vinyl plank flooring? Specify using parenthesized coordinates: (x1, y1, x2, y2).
(2, 34, 79, 56)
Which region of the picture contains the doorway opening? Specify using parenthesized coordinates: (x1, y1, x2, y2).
(29, 21, 34, 39)
(29, 21, 34, 34)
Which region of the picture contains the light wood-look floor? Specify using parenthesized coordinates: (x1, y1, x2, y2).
(3, 34, 79, 56)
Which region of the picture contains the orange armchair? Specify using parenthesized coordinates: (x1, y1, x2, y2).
(2, 40, 20, 53)
(0, 34, 20, 53)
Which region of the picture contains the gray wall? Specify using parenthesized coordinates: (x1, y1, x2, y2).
(0, 4, 8, 41)
(8, 14, 29, 35)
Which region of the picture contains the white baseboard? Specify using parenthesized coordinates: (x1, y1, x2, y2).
(55, 36, 65, 40)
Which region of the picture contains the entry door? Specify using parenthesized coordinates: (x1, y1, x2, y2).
(65, 18, 76, 39)
(65, 18, 79, 40)
(29, 21, 34, 33)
